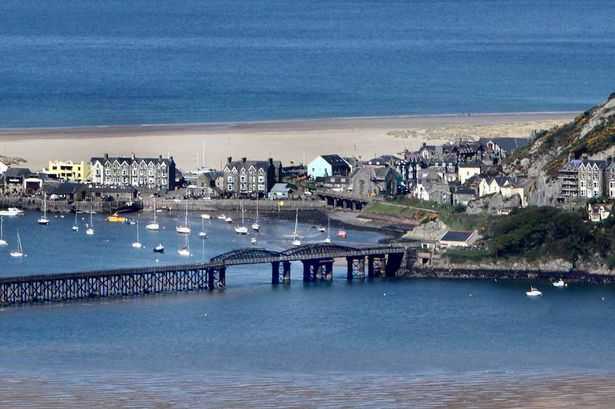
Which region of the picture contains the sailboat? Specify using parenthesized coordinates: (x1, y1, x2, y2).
(199, 218, 207, 238)
(72, 211, 79, 232)
(251, 195, 260, 232)
(153, 243, 165, 253)
(9, 232, 24, 258)
(37, 192, 50, 225)
(201, 213, 211, 220)
(0, 216, 8, 246)
(251, 237, 257, 245)
(178, 234, 190, 256)
(176, 201, 191, 234)
(146, 197, 160, 231)
(132, 217, 143, 248)
(234, 200, 248, 234)
(85, 203, 95, 236)
(324, 216, 332, 244)
(292, 209, 301, 246)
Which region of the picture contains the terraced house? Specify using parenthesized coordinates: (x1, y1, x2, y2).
(90, 154, 176, 191)
(222, 157, 279, 197)
(558, 156, 607, 201)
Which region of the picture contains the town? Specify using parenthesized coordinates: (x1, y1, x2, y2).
(3, 130, 613, 255)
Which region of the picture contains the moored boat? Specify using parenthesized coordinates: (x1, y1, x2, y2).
(0, 208, 24, 217)
(106, 213, 128, 223)
(526, 287, 542, 297)
(553, 279, 567, 288)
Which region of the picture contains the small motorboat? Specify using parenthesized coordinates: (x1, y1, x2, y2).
(177, 247, 190, 257)
(526, 287, 542, 297)
(552, 279, 567, 288)
(86, 227, 95, 236)
(145, 222, 160, 231)
(337, 230, 348, 239)
(292, 239, 302, 246)
(225, 216, 233, 223)
(217, 214, 227, 221)
(250, 237, 257, 245)
(199, 231, 208, 239)
(201, 214, 211, 220)
(318, 226, 326, 233)
(153, 243, 165, 253)
(107, 213, 128, 223)
(234, 226, 248, 235)
(0, 208, 24, 217)
(251, 222, 260, 232)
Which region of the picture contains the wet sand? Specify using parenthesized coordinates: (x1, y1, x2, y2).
(0, 113, 573, 170)
(1, 371, 613, 408)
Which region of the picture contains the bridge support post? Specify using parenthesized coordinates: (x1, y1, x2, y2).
(323, 260, 333, 281)
(271, 261, 280, 285)
(302, 260, 314, 282)
(207, 268, 215, 290)
(368, 256, 375, 279)
(282, 261, 291, 284)
(346, 257, 353, 281)
(218, 267, 226, 289)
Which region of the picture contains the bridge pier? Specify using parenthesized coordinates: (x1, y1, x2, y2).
(302, 258, 334, 282)
(272, 261, 280, 285)
(282, 261, 291, 284)
(368, 255, 386, 279)
(346, 256, 366, 281)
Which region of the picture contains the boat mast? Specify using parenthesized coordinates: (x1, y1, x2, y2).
(293, 209, 298, 239)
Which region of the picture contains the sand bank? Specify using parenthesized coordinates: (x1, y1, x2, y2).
(0, 113, 573, 170)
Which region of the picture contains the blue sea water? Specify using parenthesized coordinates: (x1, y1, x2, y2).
(1, 0, 615, 128)
(1, 212, 615, 407)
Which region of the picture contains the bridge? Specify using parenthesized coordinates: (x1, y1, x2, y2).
(316, 190, 374, 211)
(0, 244, 411, 307)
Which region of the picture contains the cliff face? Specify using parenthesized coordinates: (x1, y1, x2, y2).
(505, 93, 615, 205)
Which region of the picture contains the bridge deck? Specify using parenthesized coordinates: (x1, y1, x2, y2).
(0, 244, 408, 306)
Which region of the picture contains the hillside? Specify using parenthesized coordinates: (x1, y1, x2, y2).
(505, 92, 615, 205)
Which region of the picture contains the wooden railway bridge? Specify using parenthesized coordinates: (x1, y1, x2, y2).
(0, 244, 410, 307)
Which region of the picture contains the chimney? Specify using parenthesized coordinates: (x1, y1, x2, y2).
(227, 156, 232, 164)
(269, 158, 273, 166)
(131, 153, 136, 160)
(242, 157, 247, 163)
(582, 153, 589, 161)
(104, 153, 109, 160)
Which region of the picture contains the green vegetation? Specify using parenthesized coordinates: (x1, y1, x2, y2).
(363, 198, 488, 230)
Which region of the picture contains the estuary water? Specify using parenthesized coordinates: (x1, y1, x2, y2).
(1, 0, 615, 128)
(1, 212, 615, 407)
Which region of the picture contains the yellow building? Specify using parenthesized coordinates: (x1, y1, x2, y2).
(47, 160, 91, 182)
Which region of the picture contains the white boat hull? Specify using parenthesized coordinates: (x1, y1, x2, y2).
(177, 249, 190, 257)
(176, 226, 191, 234)
(132, 242, 143, 249)
(10, 251, 24, 258)
(0, 239, 8, 246)
(86, 228, 95, 236)
(145, 223, 160, 231)
(235, 227, 248, 235)
(526, 290, 542, 297)
(201, 214, 211, 220)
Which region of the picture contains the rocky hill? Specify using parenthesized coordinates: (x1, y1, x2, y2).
(505, 92, 615, 205)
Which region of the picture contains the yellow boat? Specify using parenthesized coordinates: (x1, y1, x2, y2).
(106, 213, 128, 223)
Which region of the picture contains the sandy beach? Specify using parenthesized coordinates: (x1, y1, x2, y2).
(0, 113, 573, 170)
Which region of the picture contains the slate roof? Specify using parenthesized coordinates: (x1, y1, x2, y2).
(440, 231, 474, 242)
(321, 154, 351, 168)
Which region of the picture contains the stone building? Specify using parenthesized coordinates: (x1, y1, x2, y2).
(350, 166, 400, 198)
(90, 154, 176, 192)
(222, 157, 279, 197)
(558, 157, 607, 200)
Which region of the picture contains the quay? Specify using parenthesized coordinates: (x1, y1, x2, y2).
(0, 244, 412, 307)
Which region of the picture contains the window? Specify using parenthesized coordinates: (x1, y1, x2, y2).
(227, 176, 233, 183)
(258, 176, 264, 183)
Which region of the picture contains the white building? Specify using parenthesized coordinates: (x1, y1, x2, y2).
(478, 176, 526, 207)
(307, 155, 351, 179)
(457, 162, 481, 184)
(0, 161, 8, 175)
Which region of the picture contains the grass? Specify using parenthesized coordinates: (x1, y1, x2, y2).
(363, 199, 489, 231)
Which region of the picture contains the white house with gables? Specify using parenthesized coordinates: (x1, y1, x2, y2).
(478, 176, 526, 207)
